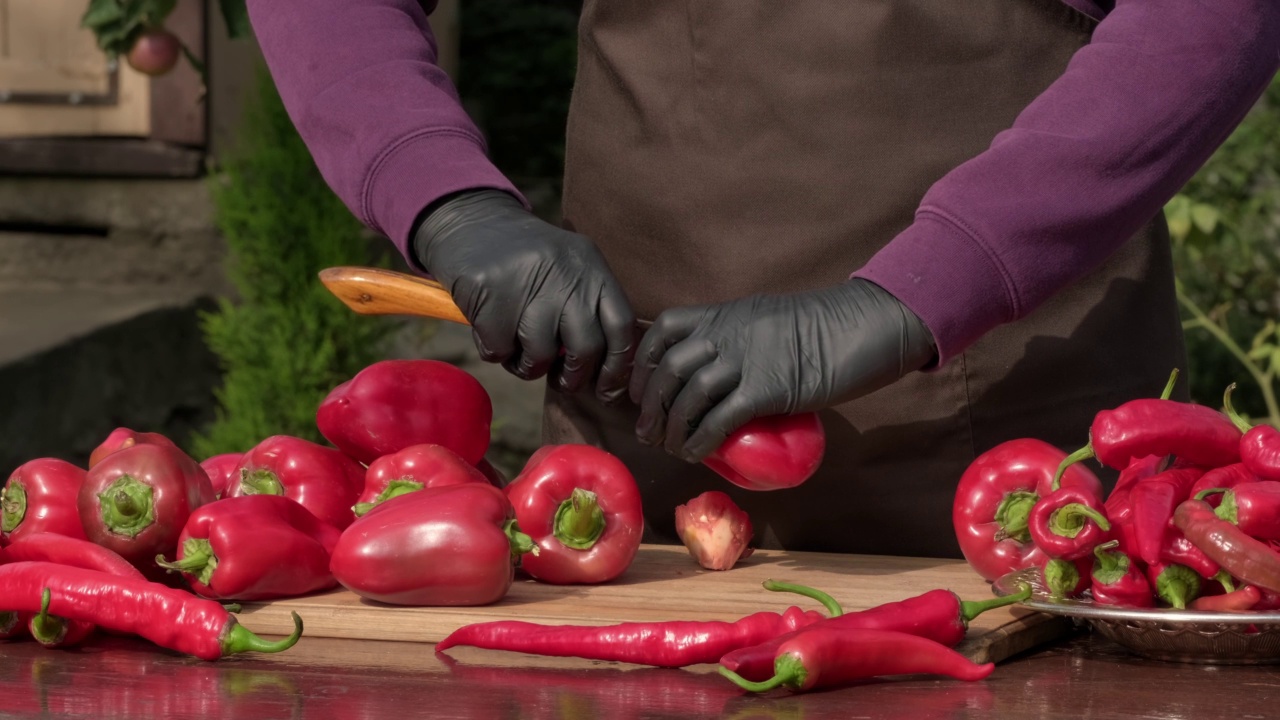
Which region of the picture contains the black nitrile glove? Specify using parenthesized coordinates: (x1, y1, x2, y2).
(628, 278, 938, 461)
(413, 189, 636, 402)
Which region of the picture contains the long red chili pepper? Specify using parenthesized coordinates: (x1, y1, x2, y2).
(1189, 585, 1262, 612)
(1210, 481, 1280, 541)
(1157, 526, 1219, 580)
(1130, 465, 1206, 566)
(1028, 487, 1111, 560)
(719, 584, 1031, 683)
(1224, 384, 1280, 481)
(1105, 455, 1168, 520)
(1189, 463, 1260, 509)
(0, 561, 303, 660)
(1175, 498, 1280, 593)
(718, 628, 994, 693)
(1089, 540, 1153, 608)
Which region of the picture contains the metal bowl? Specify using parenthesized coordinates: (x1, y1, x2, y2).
(993, 568, 1280, 665)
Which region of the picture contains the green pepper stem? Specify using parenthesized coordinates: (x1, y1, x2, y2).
(1214, 570, 1237, 594)
(221, 611, 304, 655)
(238, 468, 284, 496)
(718, 654, 805, 693)
(552, 488, 607, 551)
(1, 481, 27, 534)
(1044, 559, 1081, 599)
(994, 491, 1038, 543)
(1092, 540, 1128, 586)
(1052, 444, 1095, 492)
(1160, 368, 1180, 401)
(98, 474, 156, 538)
(354, 478, 425, 517)
(1223, 383, 1254, 433)
(1155, 564, 1201, 609)
(1214, 492, 1240, 524)
(1048, 503, 1112, 538)
(959, 582, 1031, 622)
(762, 579, 844, 617)
(503, 519, 540, 562)
(29, 587, 64, 645)
(155, 538, 219, 586)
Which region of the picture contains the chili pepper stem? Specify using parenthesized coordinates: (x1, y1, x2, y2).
(960, 583, 1032, 622)
(29, 588, 65, 646)
(1044, 559, 1080, 599)
(1215, 492, 1239, 524)
(1223, 384, 1254, 434)
(239, 468, 285, 496)
(1156, 565, 1201, 609)
(1160, 369, 1180, 401)
(1052, 444, 1095, 491)
(221, 611, 304, 655)
(762, 579, 844, 617)
(1092, 540, 1128, 586)
(355, 478, 426, 517)
(155, 538, 220, 586)
(97, 474, 155, 538)
(1048, 503, 1112, 538)
(994, 491, 1038, 543)
(0, 481, 26, 533)
(552, 488, 607, 551)
(1215, 570, 1237, 594)
(718, 656, 802, 693)
(503, 519, 540, 561)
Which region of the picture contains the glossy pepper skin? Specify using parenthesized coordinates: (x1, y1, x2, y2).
(316, 359, 493, 466)
(1190, 585, 1262, 612)
(1028, 487, 1111, 560)
(1215, 482, 1280, 540)
(1176, 498, 1280, 594)
(354, 443, 485, 517)
(1224, 384, 1280, 481)
(88, 428, 181, 469)
(229, 436, 365, 530)
(719, 628, 994, 694)
(199, 453, 244, 500)
(0, 533, 144, 580)
(700, 413, 826, 491)
(1189, 463, 1259, 509)
(77, 444, 216, 574)
(157, 495, 342, 601)
(0, 561, 302, 660)
(1158, 526, 1220, 580)
(2, 459, 88, 544)
(436, 605, 826, 667)
(1130, 465, 1206, 566)
(1089, 540, 1153, 608)
(953, 438, 1103, 582)
(330, 483, 536, 606)
(504, 444, 644, 584)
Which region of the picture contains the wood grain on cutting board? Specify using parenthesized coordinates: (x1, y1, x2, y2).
(238, 544, 1070, 665)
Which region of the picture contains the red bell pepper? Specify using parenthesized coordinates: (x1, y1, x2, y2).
(1041, 556, 1092, 600)
(316, 359, 493, 466)
(228, 435, 365, 530)
(1146, 562, 1201, 609)
(953, 438, 1103, 582)
(157, 494, 342, 601)
(1129, 464, 1206, 566)
(701, 413, 826, 491)
(77, 443, 216, 574)
(1175, 498, 1280, 593)
(1213, 481, 1280, 541)
(88, 427, 181, 469)
(1, 459, 87, 544)
(199, 453, 244, 500)
(1027, 486, 1110, 560)
(503, 444, 644, 585)
(330, 483, 537, 606)
(354, 443, 486, 517)
(1224, 383, 1280, 481)
(675, 490, 755, 571)
(1189, 462, 1259, 509)
(1089, 540, 1153, 608)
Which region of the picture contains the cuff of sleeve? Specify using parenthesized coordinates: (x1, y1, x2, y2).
(851, 212, 1016, 366)
(364, 129, 529, 268)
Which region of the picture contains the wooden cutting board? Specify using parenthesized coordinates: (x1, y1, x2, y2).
(237, 544, 1070, 665)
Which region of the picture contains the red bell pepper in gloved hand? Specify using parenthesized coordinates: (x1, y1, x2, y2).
(953, 438, 1103, 582)
(504, 444, 644, 584)
(1146, 562, 1201, 609)
(1212, 481, 1280, 541)
(156, 495, 342, 601)
(1190, 584, 1261, 612)
(1028, 487, 1111, 560)
(2, 459, 88, 544)
(1129, 464, 1206, 566)
(1189, 463, 1259, 509)
(77, 443, 216, 574)
(354, 444, 486, 517)
(1175, 497, 1280, 593)
(719, 628, 994, 694)
(199, 453, 244, 500)
(701, 413, 826, 491)
(1041, 556, 1092, 600)
(88, 428, 181, 469)
(675, 490, 755, 571)
(316, 359, 493, 466)
(330, 483, 537, 606)
(1089, 540, 1153, 608)
(1224, 383, 1280, 481)
(229, 436, 365, 530)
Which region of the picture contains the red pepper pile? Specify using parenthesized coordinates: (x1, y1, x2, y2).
(953, 371, 1280, 612)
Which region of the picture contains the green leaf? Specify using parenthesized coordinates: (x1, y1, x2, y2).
(1191, 203, 1220, 234)
(218, 0, 252, 38)
(81, 0, 124, 30)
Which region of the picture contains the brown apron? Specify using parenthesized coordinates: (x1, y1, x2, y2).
(545, 0, 1188, 558)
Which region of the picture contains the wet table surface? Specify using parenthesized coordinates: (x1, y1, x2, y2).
(2, 628, 1278, 719)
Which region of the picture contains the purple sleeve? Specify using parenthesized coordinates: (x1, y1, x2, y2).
(244, 0, 526, 261)
(853, 0, 1280, 365)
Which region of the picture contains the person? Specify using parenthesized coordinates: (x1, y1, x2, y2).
(245, 0, 1280, 559)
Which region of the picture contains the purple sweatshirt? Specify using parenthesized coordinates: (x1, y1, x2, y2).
(246, 0, 1280, 365)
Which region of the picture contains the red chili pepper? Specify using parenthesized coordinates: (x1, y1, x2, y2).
(953, 438, 1102, 582)
(701, 413, 826, 491)
(675, 490, 755, 571)
(0, 532, 144, 580)
(719, 628, 994, 694)
(1189, 584, 1262, 612)
(1089, 540, 1153, 608)
(1105, 455, 1167, 522)
(330, 483, 537, 606)
(88, 428, 181, 469)
(1028, 487, 1111, 560)
(504, 444, 644, 585)
(1, 459, 88, 544)
(1145, 562, 1201, 609)
(1174, 498, 1280, 594)
(0, 561, 303, 660)
(1041, 556, 1092, 599)
(1129, 465, 1206, 566)
(316, 359, 493, 466)
(1158, 526, 1220, 580)
(77, 444, 216, 575)
(720, 584, 1031, 683)
(199, 453, 245, 500)
(1212, 481, 1280, 541)
(437, 604, 827, 668)
(156, 495, 342, 601)
(353, 443, 486, 517)
(228, 435, 365, 530)
(1189, 463, 1260, 509)
(1224, 383, 1280, 481)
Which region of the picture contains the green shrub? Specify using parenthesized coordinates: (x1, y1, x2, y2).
(190, 66, 395, 458)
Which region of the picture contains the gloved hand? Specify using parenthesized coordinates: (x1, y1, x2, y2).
(628, 278, 938, 461)
(413, 189, 636, 402)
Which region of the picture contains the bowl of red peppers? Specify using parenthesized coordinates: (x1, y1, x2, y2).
(956, 371, 1280, 665)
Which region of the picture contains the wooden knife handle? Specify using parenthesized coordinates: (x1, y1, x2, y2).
(318, 266, 470, 325)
